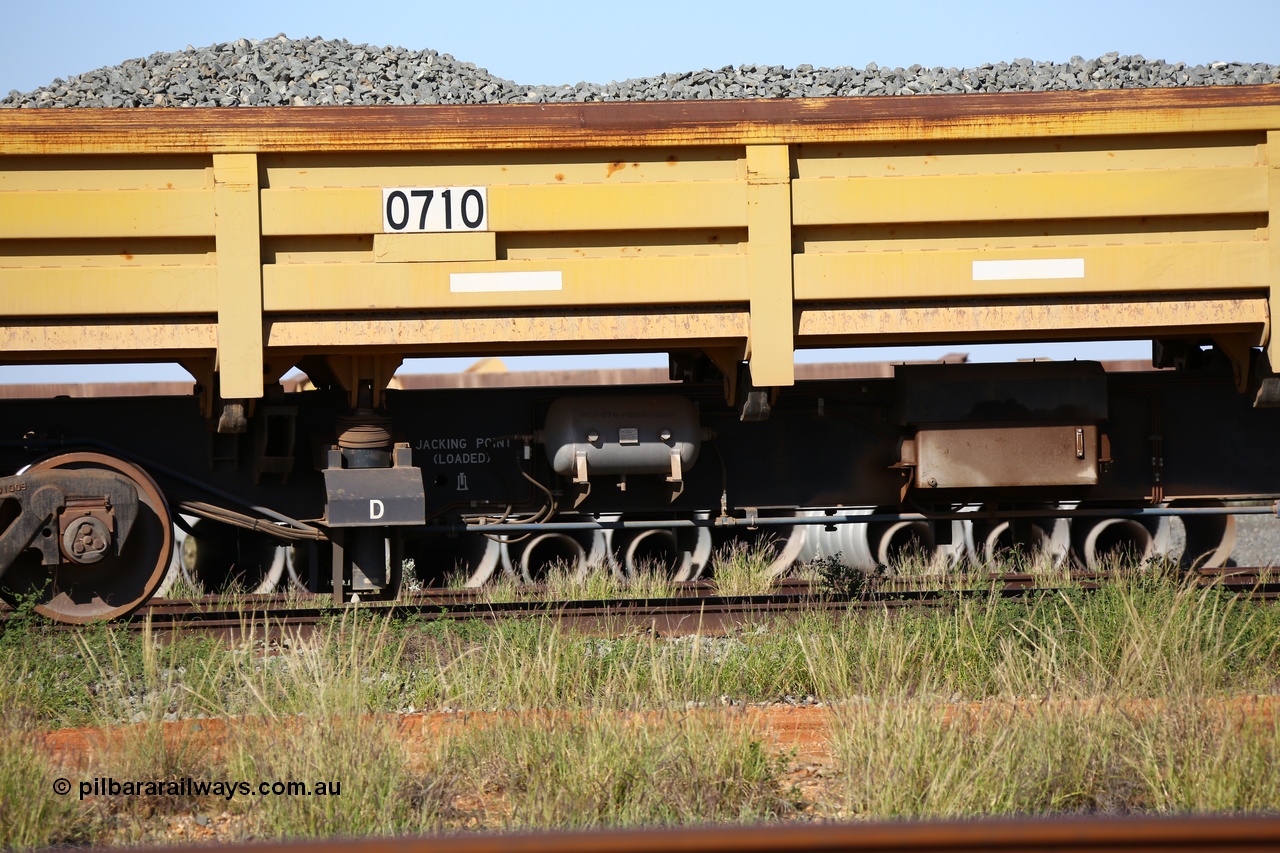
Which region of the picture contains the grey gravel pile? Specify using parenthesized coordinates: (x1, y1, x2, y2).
(4, 34, 1279, 108)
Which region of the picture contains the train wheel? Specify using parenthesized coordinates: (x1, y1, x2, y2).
(501, 529, 609, 584)
(178, 517, 285, 594)
(286, 540, 333, 594)
(0, 452, 172, 624)
(613, 524, 713, 582)
(1070, 506, 1170, 570)
(709, 516, 806, 579)
(1168, 500, 1237, 569)
(968, 505, 1071, 570)
(402, 533, 501, 588)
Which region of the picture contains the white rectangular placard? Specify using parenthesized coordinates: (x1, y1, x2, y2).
(449, 271, 563, 293)
(382, 187, 488, 233)
(972, 258, 1085, 281)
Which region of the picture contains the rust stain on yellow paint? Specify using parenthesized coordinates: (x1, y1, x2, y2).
(3, 87, 1279, 155)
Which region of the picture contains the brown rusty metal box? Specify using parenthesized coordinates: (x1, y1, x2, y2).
(906, 424, 1099, 490)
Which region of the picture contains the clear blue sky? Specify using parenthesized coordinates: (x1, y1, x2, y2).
(3, 0, 1277, 381)
(6, 0, 1279, 94)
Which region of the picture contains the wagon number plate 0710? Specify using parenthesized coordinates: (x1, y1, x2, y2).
(382, 187, 488, 233)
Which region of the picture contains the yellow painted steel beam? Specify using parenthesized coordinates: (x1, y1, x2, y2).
(0, 239, 217, 268)
(503, 230, 747, 260)
(260, 149, 742, 188)
(745, 145, 795, 386)
(792, 167, 1267, 226)
(795, 136, 1262, 179)
(0, 321, 218, 354)
(793, 242, 1269, 301)
(491, 183, 748, 232)
(263, 256, 748, 312)
(1269, 131, 1280, 372)
(797, 218, 1263, 254)
(3, 88, 1280, 154)
(259, 188, 373, 236)
(0, 157, 213, 191)
(262, 236, 372, 265)
(0, 267, 216, 316)
(374, 232, 497, 263)
(797, 296, 1268, 345)
(263, 310, 749, 350)
(0, 190, 214, 239)
(213, 153, 264, 399)
(260, 182, 749, 236)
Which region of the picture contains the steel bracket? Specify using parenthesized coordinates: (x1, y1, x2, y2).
(665, 447, 685, 502)
(322, 444, 425, 527)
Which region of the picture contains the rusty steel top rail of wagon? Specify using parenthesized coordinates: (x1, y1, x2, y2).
(4, 86, 1280, 151)
(2, 86, 1280, 411)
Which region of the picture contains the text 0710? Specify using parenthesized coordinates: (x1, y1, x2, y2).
(382, 187, 488, 233)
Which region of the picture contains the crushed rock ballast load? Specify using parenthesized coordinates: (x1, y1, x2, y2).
(4, 35, 1279, 108)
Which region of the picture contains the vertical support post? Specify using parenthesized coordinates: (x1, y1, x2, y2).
(745, 145, 795, 388)
(331, 529, 346, 607)
(213, 153, 264, 400)
(1267, 132, 1280, 373)
(388, 531, 404, 601)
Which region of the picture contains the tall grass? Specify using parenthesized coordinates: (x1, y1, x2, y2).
(225, 714, 447, 838)
(478, 561, 678, 604)
(709, 542, 777, 596)
(830, 698, 1280, 819)
(401, 617, 816, 712)
(449, 712, 795, 829)
(0, 709, 89, 849)
(795, 577, 1280, 702)
(404, 575, 1280, 711)
(5, 569, 1280, 847)
(7, 573, 1277, 727)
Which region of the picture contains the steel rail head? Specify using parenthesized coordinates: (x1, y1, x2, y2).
(123, 815, 1280, 853)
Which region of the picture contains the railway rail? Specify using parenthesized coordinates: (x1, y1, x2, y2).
(3, 569, 1274, 638)
(123, 815, 1280, 853)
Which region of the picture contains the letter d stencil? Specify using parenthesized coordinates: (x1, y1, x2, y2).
(369, 499, 385, 520)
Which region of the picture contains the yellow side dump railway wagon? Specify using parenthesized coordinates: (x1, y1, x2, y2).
(3, 86, 1280, 621)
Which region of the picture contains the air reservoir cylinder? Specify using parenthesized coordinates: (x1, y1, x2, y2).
(538, 396, 703, 479)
